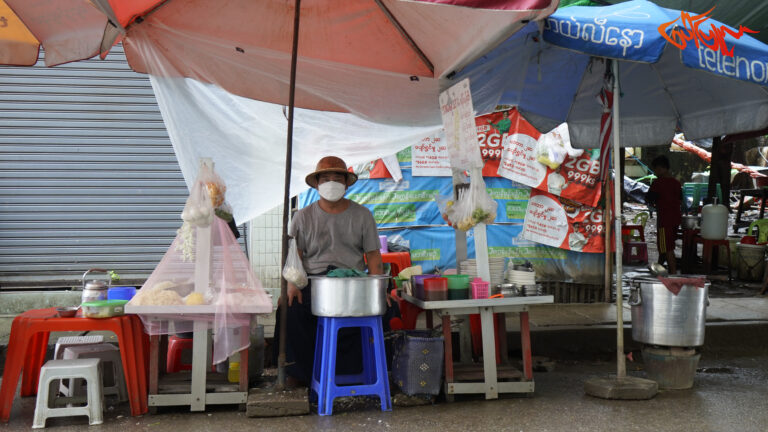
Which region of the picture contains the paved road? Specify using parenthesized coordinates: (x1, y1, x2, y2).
(3, 353, 765, 431)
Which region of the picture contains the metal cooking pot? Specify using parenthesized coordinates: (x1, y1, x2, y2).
(81, 268, 110, 304)
(628, 277, 709, 347)
(309, 276, 389, 317)
(681, 215, 699, 230)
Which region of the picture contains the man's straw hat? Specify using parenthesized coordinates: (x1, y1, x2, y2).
(305, 156, 357, 188)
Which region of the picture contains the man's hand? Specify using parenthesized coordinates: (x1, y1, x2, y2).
(286, 282, 302, 306)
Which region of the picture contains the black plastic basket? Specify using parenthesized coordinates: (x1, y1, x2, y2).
(391, 330, 444, 396)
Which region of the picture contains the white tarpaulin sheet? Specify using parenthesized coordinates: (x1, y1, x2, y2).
(149, 75, 442, 223)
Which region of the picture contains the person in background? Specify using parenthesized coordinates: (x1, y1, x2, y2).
(646, 155, 682, 274)
(274, 156, 383, 387)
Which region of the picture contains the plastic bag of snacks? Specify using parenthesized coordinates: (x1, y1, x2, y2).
(447, 168, 497, 231)
(282, 239, 308, 288)
(435, 194, 457, 226)
(535, 123, 583, 170)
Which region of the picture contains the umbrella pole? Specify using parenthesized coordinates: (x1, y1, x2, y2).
(611, 60, 626, 379)
(277, 0, 302, 391)
(585, 59, 655, 400)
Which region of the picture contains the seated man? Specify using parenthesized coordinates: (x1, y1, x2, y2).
(274, 156, 383, 387)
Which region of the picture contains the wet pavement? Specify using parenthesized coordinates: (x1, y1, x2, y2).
(2, 352, 766, 431)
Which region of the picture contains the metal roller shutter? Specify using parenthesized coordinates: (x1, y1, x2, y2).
(0, 45, 188, 289)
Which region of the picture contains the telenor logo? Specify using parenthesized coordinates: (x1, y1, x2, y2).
(658, 6, 758, 57)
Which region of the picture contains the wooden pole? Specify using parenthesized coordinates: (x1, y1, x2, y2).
(276, 0, 302, 391)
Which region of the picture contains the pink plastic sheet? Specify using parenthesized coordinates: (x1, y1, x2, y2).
(128, 170, 272, 364)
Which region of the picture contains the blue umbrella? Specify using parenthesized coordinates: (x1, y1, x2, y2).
(462, 0, 768, 149)
(454, 0, 768, 394)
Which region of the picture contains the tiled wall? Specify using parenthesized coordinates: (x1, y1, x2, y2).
(247, 204, 284, 304)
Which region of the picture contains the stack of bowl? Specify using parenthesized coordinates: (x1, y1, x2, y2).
(460, 258, 505, 287)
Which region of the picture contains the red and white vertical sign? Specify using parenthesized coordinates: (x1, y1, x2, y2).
(439, 78, 483, 170)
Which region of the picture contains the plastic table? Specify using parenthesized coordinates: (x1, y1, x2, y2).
(402, 294, 553, 400)
(0, 308, 149, 422)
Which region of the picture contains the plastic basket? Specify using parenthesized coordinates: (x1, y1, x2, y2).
(470, 277, 489, 299)
(391, 330, 444, 396)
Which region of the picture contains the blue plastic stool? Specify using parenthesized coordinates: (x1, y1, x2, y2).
(311, 315, 392, 416)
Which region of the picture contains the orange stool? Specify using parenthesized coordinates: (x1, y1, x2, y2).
(623, 241, 649, 264)
(695, 237, 732, 280)
(0, 308, 148, 422)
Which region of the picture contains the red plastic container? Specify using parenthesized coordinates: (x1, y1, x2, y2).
(423, 277, 448, 301)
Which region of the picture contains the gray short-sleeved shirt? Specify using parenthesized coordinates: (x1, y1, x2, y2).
(289, 201, 380, 274)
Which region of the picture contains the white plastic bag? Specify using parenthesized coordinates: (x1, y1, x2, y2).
(448, 169, 498, 231)
(435, 194, 457, 226)
(536, 123, 580, 170)
(180, 165, 218, 228)
(282, 239, 308, 288)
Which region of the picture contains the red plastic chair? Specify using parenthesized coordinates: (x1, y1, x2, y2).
(0, 308, 149, 422)
(381, 252, 411, 281)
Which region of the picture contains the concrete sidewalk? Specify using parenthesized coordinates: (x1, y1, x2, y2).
(1, 292, 767, 431)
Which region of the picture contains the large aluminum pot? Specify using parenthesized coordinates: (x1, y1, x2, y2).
(629, 277, 709, 347)
(309, 276, 389, 317)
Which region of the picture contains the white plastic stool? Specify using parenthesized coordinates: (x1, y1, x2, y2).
(62, 344, 127, 402)
(53, 335, 105, 360)
(32, 358, 103, 428)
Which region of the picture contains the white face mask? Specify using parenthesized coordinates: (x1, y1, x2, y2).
(318, 181, 346, 202)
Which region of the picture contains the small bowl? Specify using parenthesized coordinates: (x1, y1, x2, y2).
(56, 306, 79, 318)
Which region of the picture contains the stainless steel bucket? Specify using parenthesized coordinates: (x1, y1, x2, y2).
(629, 277, 709, 347)
(309, 276, 389, 317)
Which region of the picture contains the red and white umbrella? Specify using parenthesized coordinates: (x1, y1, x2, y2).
(2, 0, 561, 388)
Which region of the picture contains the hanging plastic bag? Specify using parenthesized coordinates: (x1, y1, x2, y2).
(448, 169, 497, 231)
(181, 162, 228, 229)
(282, 239, 308, 288)
(435, 194, 457, 226)
(536, 123, 576, 170)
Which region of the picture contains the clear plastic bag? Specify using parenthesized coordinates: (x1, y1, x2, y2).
(448, 168, 498, 231)
(435, 194, 457, 226)
(181, 163, 228, 229)
(536, 123, 578, 170)
(282, 239, 308, 288)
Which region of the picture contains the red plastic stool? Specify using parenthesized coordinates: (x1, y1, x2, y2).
(469, 314, 501, 365)
(621, 224, 646, 242)
(166, 336, 219, 373)
(623, 241, 648, 264)
(166, 336, 193, 373)
(695, 237, 732, 280)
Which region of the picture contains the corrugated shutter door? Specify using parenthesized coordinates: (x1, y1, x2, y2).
(0, 45, 188, 289)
